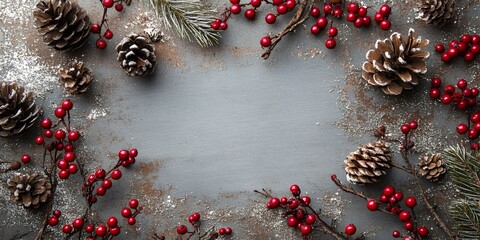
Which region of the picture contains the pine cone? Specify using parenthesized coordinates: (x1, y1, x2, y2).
(0, 81, 39, 137)
(7, 172, 52, 208)
(418, 153, 446, 182)
(362, 29, 430, 95)
(59, 60, 93, 94)
(344, 141, 393, 184)
(33, 0, 91, 51)
(417, 0, 455, 26)
(116, 34, 157, 77)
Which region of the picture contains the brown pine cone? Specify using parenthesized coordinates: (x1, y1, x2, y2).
(362, 29, 430, 95)
(344, 141, 393, 184)
(59, 60, 93, 94)
(33, 0, 91, 51)
(418, 153, 446, 182)
(0, 81, 39, 137)
(417, 0, 455, 26)
(7, 172, 52, 208)
(116, 34, 157, 77)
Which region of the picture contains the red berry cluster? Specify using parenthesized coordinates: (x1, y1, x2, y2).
(373, 4, 392, 30)
(428, 77, 480, 149)
(399, 120, 418, 151)
(215, 0, 393, 51)
(346, 2, 371, 28)
(435, 34, 480, 63)
(371, 186, 429, 239)
(49, 199, 141, 238)
(92, 0, 130, 49)
(176, 212, 232, 238)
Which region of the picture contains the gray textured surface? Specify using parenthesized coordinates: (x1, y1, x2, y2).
(0, 0, 479, 239)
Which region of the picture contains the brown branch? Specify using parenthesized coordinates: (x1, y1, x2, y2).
(261, 0, 313, 59)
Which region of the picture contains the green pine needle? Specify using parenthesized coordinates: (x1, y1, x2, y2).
(146, 0, 221, 47)
(444, 145, 480, 239)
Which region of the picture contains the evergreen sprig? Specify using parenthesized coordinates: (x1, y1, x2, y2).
(444, 145, 480, 239)
(145, 0, 221, 47)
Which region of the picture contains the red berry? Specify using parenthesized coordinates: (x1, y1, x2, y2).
(379, 19, 391, 30)
(392, 230, 400, 238)
(399, 210, 411, 221)
(111, 169, 122, 180)
(367, 199, 378, 211)
(272, 0, 283, 5)
(457, 123, 468, 134)
(267, 198, 280, 209)
(441, 52, 452, 62)
(107, 216, 118, 228)
(260, 36, 271, 47)
(104, 29, 113, 39)
(280, 197, 288, 204)
(316, 17, 328, 28)
(431, 77, 442, 87)
(383, 186, 395, 197)
(54, 129, 65, 140)
(301, 224, 312, 235)
(330, 174, 337, 180)
(444, 84, 455, 95)
(96, 38, 107, 49)
(405, 197, 417, 208)
(448, 47, 459, 57)
(177, 225, 188, 235)
(301, 195, 311, 206)
(211, 21, 220, 30)
(21, 154, 31, 164)
(324, 4, 332, 15)
(35, 136, 44, 145)
(231, 0, 241, 4)
(102, 179, 112, 189)
(230, 4, 241, 14)
(358, 7, 368, 17)
(118, 149, 129, 160)
(288, 199, 300, 209)
(285, 0, 296, 10)
(417, 226, 429, 238)
(41, 118, 52, 129)
(44, 129, 53, 138)
(48, 216, 59, 226)
(115, 3, 123, 11)
(374, 12, 384, 23)
(401, 124, 410, 134)
(391, 206, 401, 215)
(277, 4, 288, 14)
(305, 214, 316, 224)
(457, 79, 468, 89)
(311, 7, 320, 17)
(464, 52, 476, 62)
(64, 152, 75, 162)
(404, 221, 414, 231)
(191, 212, 200, 221)
(68, 131, 80, 141)
(346, 13, 357, 22)
(127, 157, 136, 165)
(95, 168, 106, 179)
(435, 43, 445, 52)
(472, 113, 480, 123)
(354, 17, 364, 28)
(219, 22, 228, 30)
(121, 207, 132, 218)
(218, 228, 226, 235)
(58, 170, 69, 179)
(345, 224, 356, 236)
(55, 107, 66, 118)
(333, 8, 343, 18)
(363, 16, 371, 26)
(287, 216, 298, 227)
(347, 2, 359, 13)
(109, 227, 121, 236)
(96, 187, 107, 196)
(61, 99, 73, 110)
(62, 224, 73, 234)
(57, 159, 68, 169)
(102, 0, 114, 8)
(225, 227, 232, 235)
(457, 42, 468, 52)
(328, 27, 338, 37)
(265, 13, 276, 24)
(379, 4, 391, 15)
(290, 184, 301, 196)
(68, 164, 78, 174)
(310, 25, 321, 35)
(394, 192, 404, 201)
(380, 194, 388, 203)
(91, 24, 100, 33)
(129, 198, 139, 209)
(73, 218, 84, 229)
(53, 209, 62, 217)
(96, 224, 107, 237)
(461, 34, 472, 43)
(471, 44, 480, 54)
(473, 35, 480, 44)
(65, 144, 74, 152)
(244, 9, 255, 19)
(85, 224, 94, 233)
(251, 0, 262, 8)
(430, 88, 440, 99)
(469, 129, 479, 139)
(325, 38, 336, 49)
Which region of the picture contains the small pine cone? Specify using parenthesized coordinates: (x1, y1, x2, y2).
(418, 153, 446, 182)
(116, 34, 157, 77)
(143, 28, 163, 43)
(33, 0, 91, 51)
(345, 141, 393, 184)
(59, 60, 93, 94)
(7, 172, 52, 208)
(417, 0, 455, 26)
(0, 81, 39, 137)
(362, 29, 430, 95)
